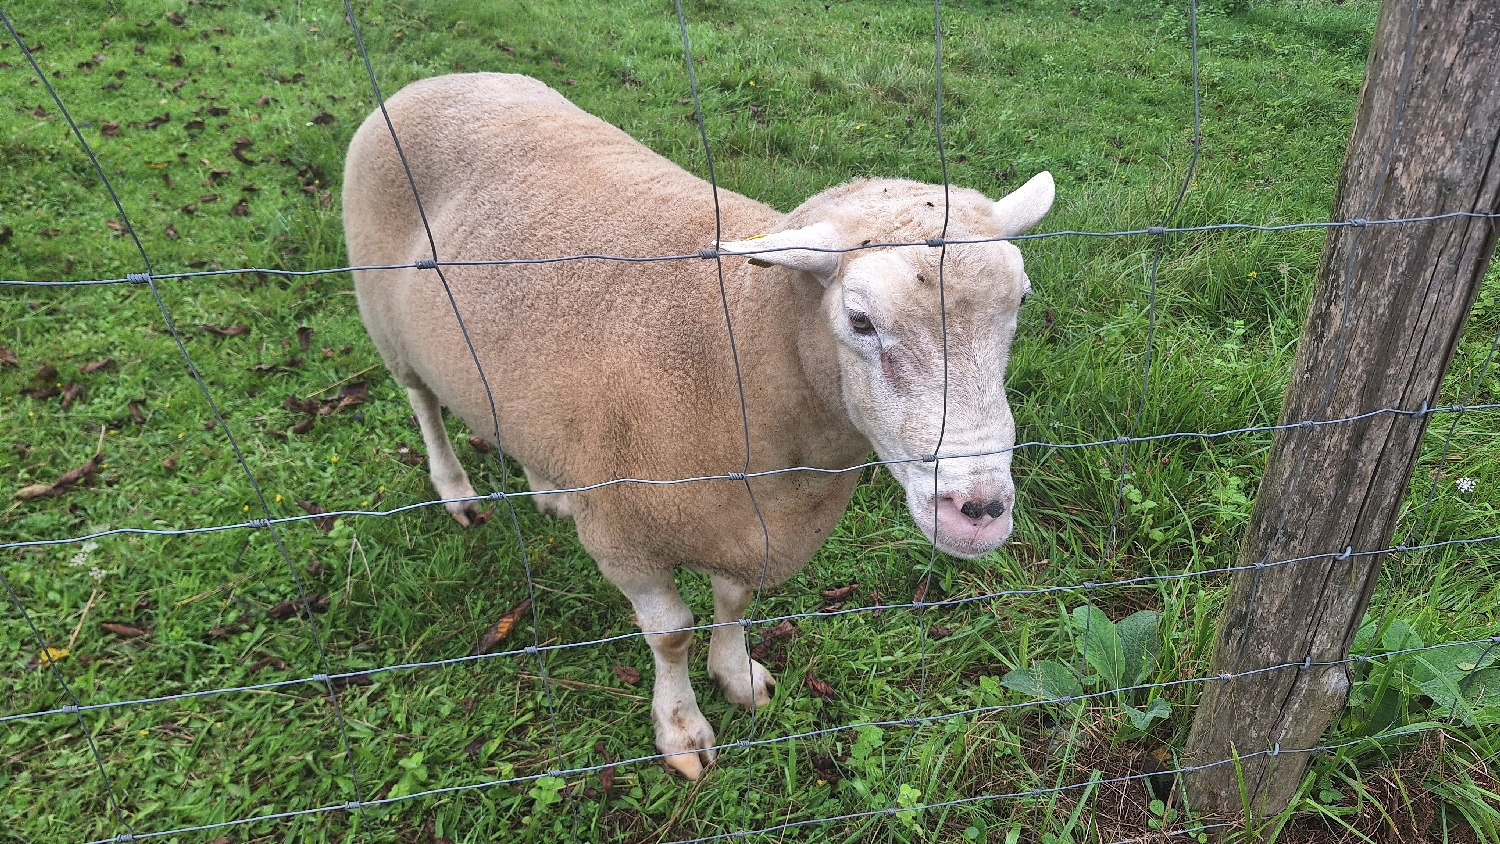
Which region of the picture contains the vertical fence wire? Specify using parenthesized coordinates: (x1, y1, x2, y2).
(338, 1, 582, 837)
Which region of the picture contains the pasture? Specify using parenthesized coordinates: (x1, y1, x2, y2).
(2, 0, 1497, 842)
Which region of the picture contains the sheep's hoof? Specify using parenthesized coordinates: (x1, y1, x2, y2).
(448, 502, 491, 527)
(656, 710, 717, 781)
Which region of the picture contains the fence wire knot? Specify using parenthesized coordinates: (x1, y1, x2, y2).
(524, 646, 539, 656)
(343, 801, 363, 812)
(1218, 673, 1233, 682)
(739, 618, 752, 628)
(61, 704, 79, 714)
(1115, 436, 1130, 444)
(125, 272, 151, 285)
(925, 238, 945, 248)
(1393, 545, 1408, 553)
(247, 518, 270, 529)
(727, 471, 747, 481)
(1270, 742, 1281, 757)
(414, 259, 437, 270)
(487, 491, 507, 501)
(1302, 655, 1313, 670)
(921, 454, 937, 463)
(1147, 226, 1166, 236)
(1337, 546, 1353, 560)
(697, 249, 719, 260)
(1349, 218, 1369, 227)
(1491, 636, 1500, 645)
(113, 834, 136, 843)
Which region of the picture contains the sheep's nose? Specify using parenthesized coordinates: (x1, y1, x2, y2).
(959, 499, 1007, 521)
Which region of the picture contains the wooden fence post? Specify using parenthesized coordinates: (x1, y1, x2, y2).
(1180, 0, 1500, 820)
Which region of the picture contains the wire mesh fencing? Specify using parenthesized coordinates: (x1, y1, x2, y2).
(2, 0, 1498, 842)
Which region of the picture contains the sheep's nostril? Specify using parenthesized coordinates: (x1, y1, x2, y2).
(959, 501, 984, 520)
(984, 500, 1006, 519)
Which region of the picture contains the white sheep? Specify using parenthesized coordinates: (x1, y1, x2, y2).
(343, 73, 1053, 780)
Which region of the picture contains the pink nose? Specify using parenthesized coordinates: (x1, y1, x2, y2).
(933, 493, 1014, 551)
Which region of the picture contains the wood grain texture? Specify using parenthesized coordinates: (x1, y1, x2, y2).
(1181, 0, 1500, 819)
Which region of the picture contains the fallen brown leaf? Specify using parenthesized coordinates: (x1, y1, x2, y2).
(612, 664, 641, 686)
(101, 121, 121, 136)
(467, 435, 492, 454)
(912, 578, 930, 605)
(200, 323, 249, 338)
(296, 500, 336, 532)
(330, 672, 371, 690)
(296, 326, 313, 351)
(229, 198, 250, 216)
(128, 400, 146, 424)
(820, 582, 858, 601)
(334, 380, 367, 412)
(100, 621, 150, 638)
(396, 444, 425, 466)
(463, 736, 487, 756)
(164, 222, 179, 239)
(198, 193, 220, 203)
(805, 671, 836, 699)
(311, 111, 335, 125)
(162, 453, 178, 471)
(35, 362, 58, 382)
(290, 416, 315, 435)
(470, 599, 533, 656)
(22, 386, 60, 400)
(596, 742, 616, 797)
(283, 395, 318, 414)
(760, 619, 798, 642)
(144, 113, 170, 129)
(14, 454, 102, 500)
(180, 202, 197, 215)
(165, 11, 185, 26)
(929, 624, 953, 640)
(60, 383, 85, 410)
(0, 343, 17, 367)
(184, 119, 205, 131)
(266, 593, 329, 620)
(105, 219, 125, 233)
(80, 358, 116, 374)
(869, 589, 884, 618)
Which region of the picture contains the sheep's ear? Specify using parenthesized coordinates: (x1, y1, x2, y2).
(992, 171, 1055, 236)
(717, 222, 843, 283)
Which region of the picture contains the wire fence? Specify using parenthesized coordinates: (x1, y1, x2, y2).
(2, 0, 1498, 842)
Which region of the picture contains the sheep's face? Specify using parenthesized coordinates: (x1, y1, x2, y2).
(829, 242, 1030, 559)
(720, 172, 1054, 559)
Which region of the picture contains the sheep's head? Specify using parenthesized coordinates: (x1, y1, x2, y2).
(720, 172, 1054, 559)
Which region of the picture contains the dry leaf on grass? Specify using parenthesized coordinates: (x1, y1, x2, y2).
(128, 400, 146, 424)
(161, 454, 179, 471)
(334, 380, 367, 412)
(761, 619, 798, 642)
(99, 622, 150, 638)
(612, 664, 641, 686)
(22, 385, 59, 400)
(14, 454, 103, 500)
(463, 736, 487, 756)
(470, 599, 533, 656)
(805, 671, 836, 699)
(289, 416, 315, 435)
(929, 624, 953, 640)
(819, 582, 858, 601)
(79, 357, 116, 374)
(0, 343, 18, 367)
(296, 500, 336, 532)
(912, 578, 930, 605)
(26, 647, 69, 670)
(35, 362, 58, 382)
(266, 593, 330, 620)
(395, 444, 425, 466)
(330, 673, 371, 690)
(60, 383, 85, 410)
(595, 742, 616, 797)
(296, 326, 313, 351)
(200, 323, 249, 337)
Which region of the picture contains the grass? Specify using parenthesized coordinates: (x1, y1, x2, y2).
(2, 0, 1498, 842)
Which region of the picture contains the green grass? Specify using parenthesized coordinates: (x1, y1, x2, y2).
(2, 0, 1498, 842)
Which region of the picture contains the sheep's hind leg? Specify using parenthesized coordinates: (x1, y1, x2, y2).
(523, 468, 574, 519)
(406, 385, 482, 526)
(707, 574, 776, 710)
(608, 568, 716, 780)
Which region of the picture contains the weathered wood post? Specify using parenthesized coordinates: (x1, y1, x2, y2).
(1180, 0, 1500, 820)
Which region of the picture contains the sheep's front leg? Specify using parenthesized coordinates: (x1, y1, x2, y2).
(707, 574, 776, 709)
(406, 385, 481, 525)
(610, 569, 716, 780)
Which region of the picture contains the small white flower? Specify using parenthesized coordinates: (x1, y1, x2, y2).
(69, 541, 100, 567)
(1456, 477, 1476, 493)
(89, 567, 107, 581)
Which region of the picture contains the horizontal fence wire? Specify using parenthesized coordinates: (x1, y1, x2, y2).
(2, 401, 1498, 555)
(3, 211, 1499, 288)
(4, 0, 1499, 841)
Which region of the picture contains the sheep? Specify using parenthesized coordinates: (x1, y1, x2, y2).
(343, 73, 1054, 780)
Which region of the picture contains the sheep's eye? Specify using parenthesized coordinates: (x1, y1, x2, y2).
(848, 310, 875, 334)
